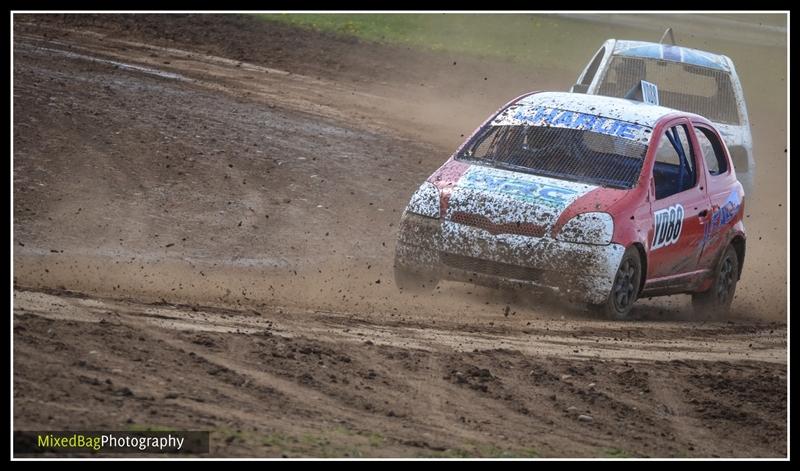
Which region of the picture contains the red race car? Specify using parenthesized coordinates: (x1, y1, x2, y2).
(395, 89, 746, 319)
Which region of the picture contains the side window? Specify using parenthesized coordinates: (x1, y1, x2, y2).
(653, 124, 697, 200)
(693, 126, 728, 176)
(580, 47, 605, 86)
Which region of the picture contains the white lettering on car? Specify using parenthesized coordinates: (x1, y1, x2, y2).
(652, 204, 684, 250)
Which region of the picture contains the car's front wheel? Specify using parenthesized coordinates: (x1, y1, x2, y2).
(692, 244, 739, 317)
(592, 247, 642, 320)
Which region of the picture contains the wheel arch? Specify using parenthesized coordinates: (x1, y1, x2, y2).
(631, 242, 648, 295)
(730, 235, 746, 280)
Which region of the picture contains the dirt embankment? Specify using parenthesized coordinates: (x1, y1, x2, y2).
(13, 15, 787, 457)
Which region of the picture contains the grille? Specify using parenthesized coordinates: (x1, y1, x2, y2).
(450, 211, 547, 237)
(441, 253, 542, 282)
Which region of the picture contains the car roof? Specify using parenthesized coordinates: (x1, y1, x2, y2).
(611, 40, 731, 72)
(515, 92, 686, 128)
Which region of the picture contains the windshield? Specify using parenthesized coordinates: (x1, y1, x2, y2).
(458, 107, 650, 189)
(597, 56, 741, 125)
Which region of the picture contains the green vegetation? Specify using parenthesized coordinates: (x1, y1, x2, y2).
(420, 444, 539, 458)
(604, 448, 632, 458)
(256, 13, 786, 113)
(257, 13, 652, 70)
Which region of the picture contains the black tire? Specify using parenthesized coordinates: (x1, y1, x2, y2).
(393, 264, 437, 294)
(592, 247, 642, 320)
(692, 245, 739, 317)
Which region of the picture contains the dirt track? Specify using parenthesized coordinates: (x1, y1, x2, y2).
(13, 15, 788, 457)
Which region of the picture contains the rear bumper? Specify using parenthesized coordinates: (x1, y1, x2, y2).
(394, 212, 625, 304)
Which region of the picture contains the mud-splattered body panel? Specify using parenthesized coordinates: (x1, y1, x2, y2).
(395, 91, 746, 305)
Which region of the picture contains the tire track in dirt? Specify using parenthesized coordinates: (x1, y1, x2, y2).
(13, 288, 786, 457)
(15, 290, 786, 366)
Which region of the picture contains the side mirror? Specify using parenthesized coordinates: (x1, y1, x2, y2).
(571, 84, 589, 94)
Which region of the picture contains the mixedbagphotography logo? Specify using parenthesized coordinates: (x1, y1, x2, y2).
(14, 431, 210, 455)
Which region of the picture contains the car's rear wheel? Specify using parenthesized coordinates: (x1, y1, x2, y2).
(592, 247, 642, 320)
(692, 245, 739, 317)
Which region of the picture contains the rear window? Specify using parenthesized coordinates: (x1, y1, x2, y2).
(457, 106, 650, 189)
(597, 56, 740, 125)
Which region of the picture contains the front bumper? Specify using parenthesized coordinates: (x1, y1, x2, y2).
(394, 211, 625, 304)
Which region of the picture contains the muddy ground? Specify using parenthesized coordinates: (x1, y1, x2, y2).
(13, 15, 787, 457)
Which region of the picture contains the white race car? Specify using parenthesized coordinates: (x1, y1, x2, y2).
(570, 37, 755, 193)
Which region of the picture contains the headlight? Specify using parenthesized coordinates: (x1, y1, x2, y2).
(557, 212, 614, 245)
(406, 182, 440, 218)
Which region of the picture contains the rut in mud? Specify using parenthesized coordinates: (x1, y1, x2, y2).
(13, 15, 787, 457)
(14, 289, 787, 457)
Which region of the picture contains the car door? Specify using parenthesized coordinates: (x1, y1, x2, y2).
(646, 119, 712, 282)
(692, 122, 744, 271)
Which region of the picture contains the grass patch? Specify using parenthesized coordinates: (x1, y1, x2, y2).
(420, 444, 539, 458)
(255, 13, 786, 114)
(366, 432, 385, 447)
(421, 447, 473, 458)
(261, 432, 292, 448)
(256, 13, 651, 71)
(604, 448, 632, 458)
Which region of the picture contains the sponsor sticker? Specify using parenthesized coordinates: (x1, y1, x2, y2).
(652, 204, 684, 250)
(492, 106, 650, 142)
(703, 190, 742, 243)
(458, 166, 583, 208)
